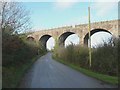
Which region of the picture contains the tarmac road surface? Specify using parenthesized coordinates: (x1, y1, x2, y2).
(20, 52, 117, 88)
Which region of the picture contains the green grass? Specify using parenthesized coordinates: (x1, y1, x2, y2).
(53, 56, 118, 85)
(2, 55, 41, 88)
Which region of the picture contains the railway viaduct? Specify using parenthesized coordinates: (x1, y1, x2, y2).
(27, 19, 119, 48)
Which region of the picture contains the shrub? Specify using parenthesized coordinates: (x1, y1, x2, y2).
(91, 38, 118, 76)
(2, 32, 39, 66)
(53, 44, 89, 68)
(2, 31, 47, 88)
(53, 37, 119, 76)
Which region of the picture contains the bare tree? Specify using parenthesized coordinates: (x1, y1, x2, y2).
(0, 1, 31, 34)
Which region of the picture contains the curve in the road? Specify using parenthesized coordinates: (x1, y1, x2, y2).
(20, 52, 117, 88)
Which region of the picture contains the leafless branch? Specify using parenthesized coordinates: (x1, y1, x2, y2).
(0, 1, 31, 34)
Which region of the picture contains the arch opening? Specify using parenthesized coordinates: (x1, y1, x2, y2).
(46, 37, 55, 51)
(84, 29, 112, 48)
(59, 32, 79, 46)
(65, 34, 80, 47)
(27, 36, 35, 41)
(39, 35, 52, 50)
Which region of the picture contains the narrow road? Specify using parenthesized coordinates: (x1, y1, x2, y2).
(20, 52, 117, 88)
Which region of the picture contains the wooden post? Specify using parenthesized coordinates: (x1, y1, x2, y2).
(88, 7, 92, 67)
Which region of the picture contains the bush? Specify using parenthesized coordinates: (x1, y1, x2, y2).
(2, 32, 39, 66)
(53, 37, 119, 76)
(2, 32, 47, 88)
(91, 38, 118, 76)
(53, 44, 89, 68)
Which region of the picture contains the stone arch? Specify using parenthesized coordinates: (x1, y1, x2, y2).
(27, 36, 35, 41)
(58, 31, 76, 46)
(39, 34, 52, 49)
(84, 28, 112, 46)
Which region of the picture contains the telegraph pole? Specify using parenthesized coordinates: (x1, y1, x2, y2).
(88, 6, 92, 67)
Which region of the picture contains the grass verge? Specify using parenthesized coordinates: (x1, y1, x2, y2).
(53, 56, 118, 85)
(3, 55, 42, 88)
